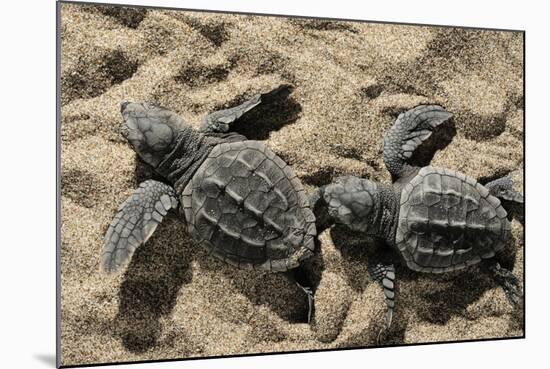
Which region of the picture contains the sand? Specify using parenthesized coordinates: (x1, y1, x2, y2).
(59, 3, 524, 366)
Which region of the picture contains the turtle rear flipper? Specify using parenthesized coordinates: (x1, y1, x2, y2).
(200, 84, 293, 133)
(483, 260, 522, 306)
(383, 105, 453, 179)
(485, 170, 524, 204)
(101, 180, 178, 273)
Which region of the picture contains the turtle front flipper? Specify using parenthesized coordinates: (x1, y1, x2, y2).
(485, 170, 524, 204)
(200, 84, 292, 133)
(101, 180, 179, 273)
(368, 262, 396, 343)
(383, 105, 453, 179)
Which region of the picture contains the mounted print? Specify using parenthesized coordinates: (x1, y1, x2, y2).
(57, 1, 525, 367)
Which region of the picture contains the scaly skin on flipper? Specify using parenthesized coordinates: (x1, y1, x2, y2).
(383, 105, 453, 179)
(368, 262, 396, 340)
(485, 170, 524, 204)
(484, 260, 522, 306)
(200, 84, 292, 133)
(101, 180, 178, 273)
(200, 95, 262, 133)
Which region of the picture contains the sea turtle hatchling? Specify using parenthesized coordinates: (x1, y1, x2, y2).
(316, 105, 523, 335)
(101, 86, 317, 320)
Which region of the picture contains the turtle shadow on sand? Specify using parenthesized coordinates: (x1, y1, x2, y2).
(413, 270, 494, 324)
(192, 241, 325, 324)
(133, 157, 165, 185)
(222, 84, 303, 140)
(408, 118, 457, 169)
(114, 217, 193, 353)
(411, 228, 522, 330)
(113, 217, 320, 353)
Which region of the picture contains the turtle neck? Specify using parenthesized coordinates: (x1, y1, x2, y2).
(156, 128, 245, 194)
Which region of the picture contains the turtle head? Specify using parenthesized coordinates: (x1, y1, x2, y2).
(323, 176, 380, 234)
(120, 101, 187, 168)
